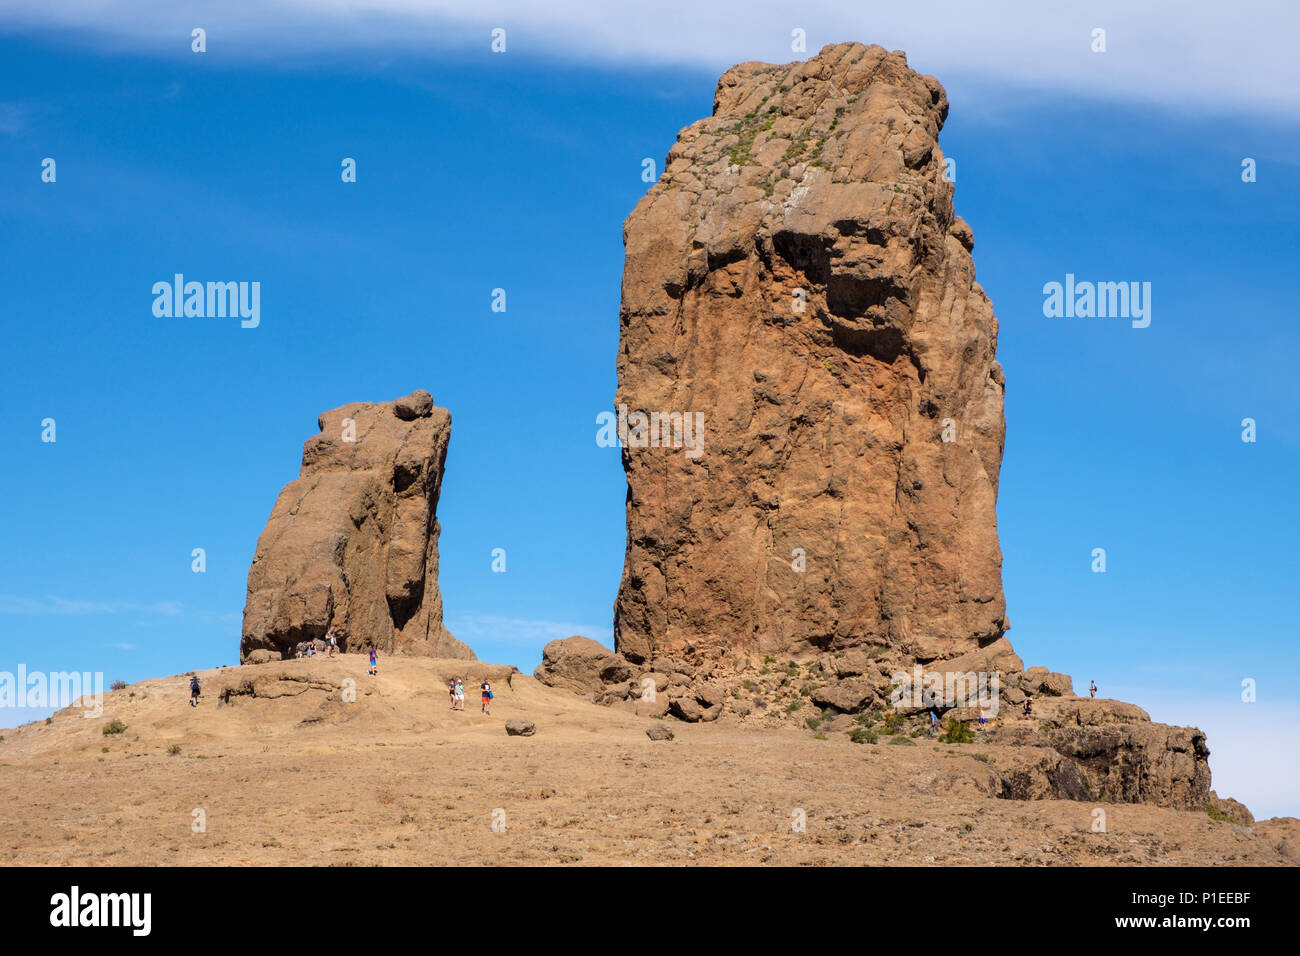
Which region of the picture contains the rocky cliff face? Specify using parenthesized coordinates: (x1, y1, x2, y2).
(536, 42, 1215, 813)
(613, 42, 1006, 673)
(240, 390, 474, 662)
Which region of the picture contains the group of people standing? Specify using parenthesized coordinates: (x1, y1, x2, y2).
(358, 643, 493, 715)
(293, 630, 339, 660)
(448, 677, 493, 715)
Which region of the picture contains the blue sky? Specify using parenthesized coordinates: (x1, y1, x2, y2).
(1, 6, 1296, 816)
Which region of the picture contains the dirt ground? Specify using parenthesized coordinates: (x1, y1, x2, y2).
(1, 654, 1294, 866)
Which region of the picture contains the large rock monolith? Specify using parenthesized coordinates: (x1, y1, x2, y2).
(240, 390, 474, 662)
(614, 42, 1006, 673)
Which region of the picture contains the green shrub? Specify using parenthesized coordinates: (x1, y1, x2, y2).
(110, 680, 127, 692)
(849, 728, 878, 745)
(166, 744, 181, 756)
(888, 736, 916, 746)
(102, 719, 127, 736)
(940, 719, 974, 744)
(881, 710, 905, 734)
(804, 716, 822, 730)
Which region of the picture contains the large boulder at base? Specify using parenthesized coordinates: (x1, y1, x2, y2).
(533, 636, 633, 696)
(240, 391, 475, 663)
(505, 718, 535, 737)
(613, 42, 1007, 678)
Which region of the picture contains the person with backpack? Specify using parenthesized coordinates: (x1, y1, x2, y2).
(454, 678, 465, 711)
(368, 644, 378, 677)
(447, 679, 457, 710)
(325, 629, 337, 658)
(481, 679, 493, 715)
(189, 675, 201, 707)
(1089, 680, 1097, 699)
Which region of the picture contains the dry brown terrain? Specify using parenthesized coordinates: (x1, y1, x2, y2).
(1, 653, 1294, 866)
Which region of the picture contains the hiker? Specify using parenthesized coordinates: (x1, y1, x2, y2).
(305, 641, 315, 658)
(368, 644, 378, 677)
(189, 675, 201, 707)
(480, 679, 493, 715)
(928, 711, 939, 735)
(454, 678, 465, 711)
(1089, 680, 1097, 699)
(447, 679, 457, 710)
(326, 629, 338, 658)
(1023, 695, 1033, 716)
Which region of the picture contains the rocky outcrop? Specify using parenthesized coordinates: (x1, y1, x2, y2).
(240, 391, 474, 662)
(996, 698, 1211, 810)
(613, 41, 1006, 676)
(532, 43, 1219, 814)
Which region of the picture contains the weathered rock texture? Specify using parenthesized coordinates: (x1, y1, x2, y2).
(240, 391, 474, 662)
(613, 42, 1006, 673)
(535, 43, 1218, 813)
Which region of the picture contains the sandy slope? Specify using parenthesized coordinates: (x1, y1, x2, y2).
(0, 654, 1294, 866)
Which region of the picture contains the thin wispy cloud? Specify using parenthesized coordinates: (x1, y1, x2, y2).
(0, 595, 184, 616)
(447, 613, 612, 648)
(1, 1, 1296, 119)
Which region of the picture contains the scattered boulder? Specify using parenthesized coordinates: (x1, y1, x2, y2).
(393, 389, 434, 420)
(931, 637, 1024, 684)
(1020, 667, 1073, 697)
(646, 723, 675, 741)
(668, 698, 705, 723)
(811, 677, 881, 714)
(505, 718, 535, 737)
